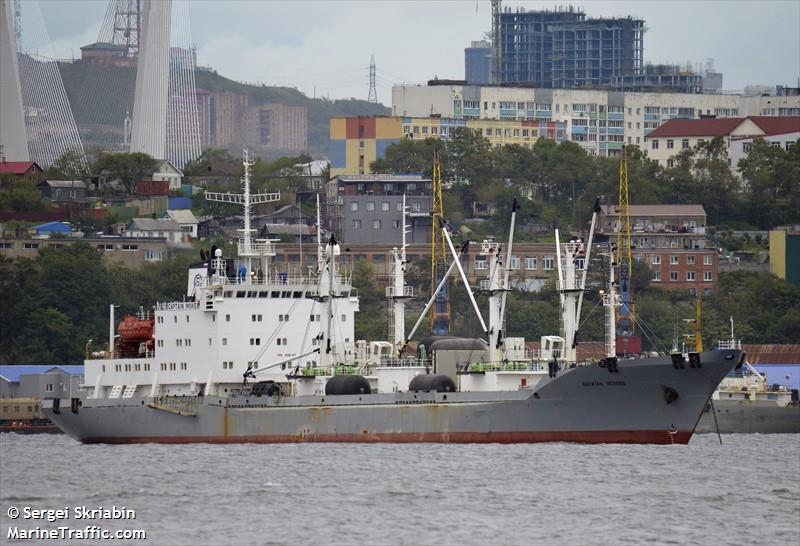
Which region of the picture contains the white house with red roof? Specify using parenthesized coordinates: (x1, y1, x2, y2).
(644, 116, 800, 170)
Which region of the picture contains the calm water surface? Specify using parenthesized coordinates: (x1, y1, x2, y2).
(1, 433, 798, 545)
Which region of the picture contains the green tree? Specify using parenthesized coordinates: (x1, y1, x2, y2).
(738, 137, 800, 228)
(370, 138, 441, 176)
(46, 148, 90, 180)
(351, 259, 388, 341)
(0, 175, 49, 212)
(93, 151, 159, 194)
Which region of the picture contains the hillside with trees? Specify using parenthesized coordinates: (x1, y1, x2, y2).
(58, 61, 389, 157)
(372, 128, 800, 232)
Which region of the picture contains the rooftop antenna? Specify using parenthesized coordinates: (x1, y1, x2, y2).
(368, 54, 378, 103)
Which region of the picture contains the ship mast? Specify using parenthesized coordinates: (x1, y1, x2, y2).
(390, 194, 412, 354)
(601, 254, 622, 358)
(205, 150, 281, 281)
(319, 234, 341, 369)
(555, 199, 600, 363)
(487, 199, 518, 363)
(316, 193, 324, 273)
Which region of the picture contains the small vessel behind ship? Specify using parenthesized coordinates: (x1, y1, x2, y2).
(44, 154, 742, 445)
(696, 326, 799, 434)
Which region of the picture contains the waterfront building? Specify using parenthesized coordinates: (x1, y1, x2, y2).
(645, 116, 800, 169)
(392, 83, 800, 158)
(598, 204, 718, 294)
(465, 40, 492, 85)
(329, 115, 566, 176)
(0, 366, 84, 400)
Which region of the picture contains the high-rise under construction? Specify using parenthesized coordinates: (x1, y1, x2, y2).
(499, 5, 644, 89)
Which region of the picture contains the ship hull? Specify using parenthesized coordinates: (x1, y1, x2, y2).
(43, 350, 742, 445)
(695, 399, 800, 434)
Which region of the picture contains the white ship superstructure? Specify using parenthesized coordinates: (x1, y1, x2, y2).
(86, 152, 358, 399)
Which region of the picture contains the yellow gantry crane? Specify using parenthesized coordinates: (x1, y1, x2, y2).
(683, 297, 704, 352)
(615, 146, 635, 338)
(430, 149, 450, 334)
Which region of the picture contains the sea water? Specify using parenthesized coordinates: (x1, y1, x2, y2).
(1, 433, 798, 545)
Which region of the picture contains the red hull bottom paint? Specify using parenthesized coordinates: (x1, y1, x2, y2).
(82, 430, 693, 445)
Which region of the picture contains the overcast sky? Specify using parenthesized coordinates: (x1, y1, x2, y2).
(31, 0, 800, 105)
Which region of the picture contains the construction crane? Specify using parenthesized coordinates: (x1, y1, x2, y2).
(615, 146, 639, 354)
(491, 0, 502, 85)
(430, 148, 450, 335)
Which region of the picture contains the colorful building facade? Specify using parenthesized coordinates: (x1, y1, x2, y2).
(329, 116, 567, 176)
(770, 229, 800, 287)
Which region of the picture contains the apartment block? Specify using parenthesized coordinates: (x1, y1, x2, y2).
(392, 83, 800, 158)
(498, 7, 644, 89)
(242, 104, 308, 151)
(598, 204, 717, 293)
(326, 174, 432, 245)
(330, 115, 566, 176)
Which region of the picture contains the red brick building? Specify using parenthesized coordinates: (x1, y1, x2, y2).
(599, 204, 718, 294)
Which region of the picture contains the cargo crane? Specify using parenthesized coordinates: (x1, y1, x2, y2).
(682, 296, 704, 353)
(615, 146, 640, 354)
(430, 149, 450, 335)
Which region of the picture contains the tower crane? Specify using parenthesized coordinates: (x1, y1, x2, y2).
(615, 146, 640, 354)
(430, 149, 450, 335)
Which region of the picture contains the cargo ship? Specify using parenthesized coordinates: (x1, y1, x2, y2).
(43, 154, 742, 444)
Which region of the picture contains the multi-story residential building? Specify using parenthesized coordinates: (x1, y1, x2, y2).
(326, 174, 432, 245)
(242, 104, 308, 151)
(498, 6, 644, 90)
(645, 116, 800, 169)
(330, 115, 566, 176)
(210, 91, 249, 147)
(465, 40, 492, 85)
(392, 82, 800, 158)
(194, 89, 213, 148)
(599, 204, 717, 293)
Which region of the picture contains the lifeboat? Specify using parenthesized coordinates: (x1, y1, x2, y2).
(116, 314, 154, 357)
